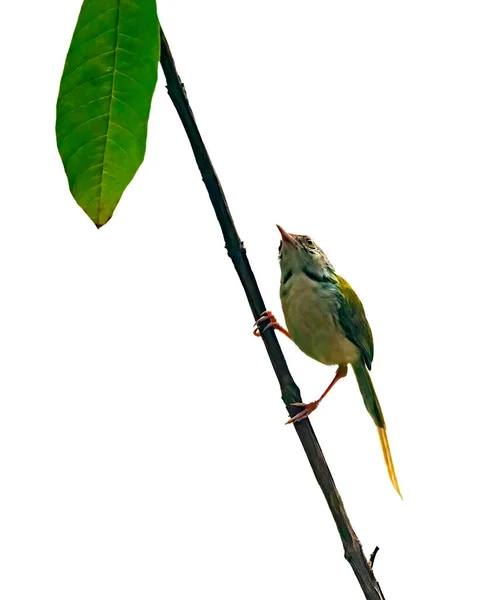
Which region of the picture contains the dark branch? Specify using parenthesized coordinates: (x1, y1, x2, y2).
(159, 27, 386, 600)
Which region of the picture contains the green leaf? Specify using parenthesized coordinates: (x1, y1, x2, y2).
(56, 0, 160, 227)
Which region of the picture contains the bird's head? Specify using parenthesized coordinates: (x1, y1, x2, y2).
(276, 224, 334, 280)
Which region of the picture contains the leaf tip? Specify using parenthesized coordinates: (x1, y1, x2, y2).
(95, 216, 112, 230)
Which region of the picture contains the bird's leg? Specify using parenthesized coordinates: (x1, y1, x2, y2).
(286, 364, 348, 425)
(253, 311, 291, 339)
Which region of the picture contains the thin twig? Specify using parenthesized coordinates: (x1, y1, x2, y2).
(369, 546, 380, 569)
(159, 27, 386, 600)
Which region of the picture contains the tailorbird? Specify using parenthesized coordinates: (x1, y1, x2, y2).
(254, 225, 401, 497)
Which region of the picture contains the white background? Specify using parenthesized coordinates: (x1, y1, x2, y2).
(1, 0, 478, 598)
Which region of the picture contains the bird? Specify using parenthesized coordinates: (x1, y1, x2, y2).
(254, 224, 401, 497)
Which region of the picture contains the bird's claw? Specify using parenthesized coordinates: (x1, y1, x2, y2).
(253, 310, 278, 337)
(253, 311, 291, 339)
(285, 401, 320, 425)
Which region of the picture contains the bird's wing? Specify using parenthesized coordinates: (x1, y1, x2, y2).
(335, 274, 374, 369)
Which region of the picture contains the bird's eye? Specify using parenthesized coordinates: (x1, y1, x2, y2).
(305, 238, 314, 247)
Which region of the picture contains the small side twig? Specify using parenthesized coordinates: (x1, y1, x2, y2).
(159, 27, 386, 600)
(369, 546, 380, 569)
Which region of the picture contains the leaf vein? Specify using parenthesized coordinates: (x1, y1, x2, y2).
(110, 120, 137, 139)
(57, 113, 109, 146)
(97, 2, 121, 223)
(112, 95, 144, 120)
(57, 73, 112, 106)
(56, 95, 111, 123)
(77, 26, 118, 49)
(108, 137, 129, 159)
(62, 50, 116, 83)
(119, 32, 141, 43)
(115, 69, 149, 92)
(82, 182, 102, 194)
(65, 134, 107, 169)
(118, 47, 136, 56)
(69, 162, 104, 190)
(73, 6, 118, 38)
(103, 170, 124, 184)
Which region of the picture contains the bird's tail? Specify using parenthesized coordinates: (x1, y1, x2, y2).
(352, 360, 402, 498)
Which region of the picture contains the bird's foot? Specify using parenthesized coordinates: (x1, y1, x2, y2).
(285, 401, 320, 425)
(253, 311, 291, 338)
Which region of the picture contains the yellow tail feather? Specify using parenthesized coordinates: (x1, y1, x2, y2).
(377, 426, 402, 498)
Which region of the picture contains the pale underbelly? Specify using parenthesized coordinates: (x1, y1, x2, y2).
(281, 284, 360, 366)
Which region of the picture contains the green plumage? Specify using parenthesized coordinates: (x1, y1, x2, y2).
(352, 360, 385, 428)
(336, 274, 374, 370)
(335, 275, 384, 427)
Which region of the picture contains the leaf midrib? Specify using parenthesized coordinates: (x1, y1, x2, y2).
(98, 0, 121, 223)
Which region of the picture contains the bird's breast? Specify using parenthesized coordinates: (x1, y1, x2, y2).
(280, 273, 359, 366)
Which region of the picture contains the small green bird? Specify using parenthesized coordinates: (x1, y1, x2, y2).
(255, 225, 401, 497)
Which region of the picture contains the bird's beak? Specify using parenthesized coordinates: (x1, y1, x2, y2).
(276, 224, 297, 247)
